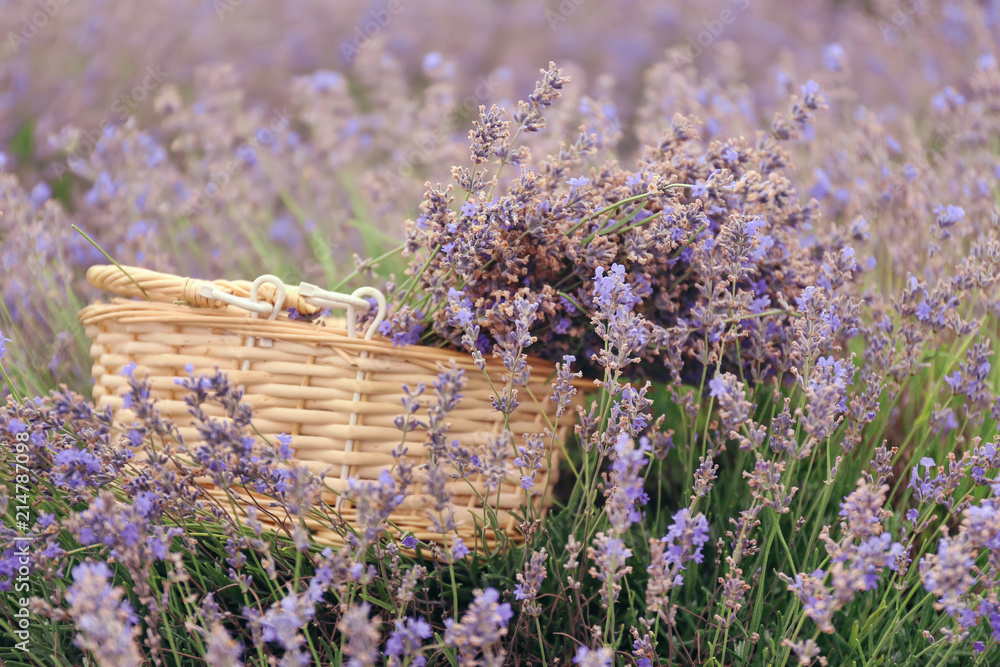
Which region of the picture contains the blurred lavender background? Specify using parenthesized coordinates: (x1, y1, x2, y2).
(4, 0, 996, 144)
(1, 0, 998, 393)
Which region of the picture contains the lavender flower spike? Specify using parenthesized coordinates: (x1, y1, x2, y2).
(66, 562, 143, 667)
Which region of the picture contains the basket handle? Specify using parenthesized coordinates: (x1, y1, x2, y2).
(85, 264, 318, 314)
(297, 282, 388, 499)
(298, 283, 387, 340)
(198, 275, 287, 318)
(86, 265, 388, 339)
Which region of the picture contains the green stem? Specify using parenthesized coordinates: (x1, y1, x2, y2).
(72, 224, 153, 301)
(331, 243, 406, 291)
(534, 616, 549, 667)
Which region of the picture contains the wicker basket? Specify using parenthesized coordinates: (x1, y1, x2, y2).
(78, 264, 587, 550)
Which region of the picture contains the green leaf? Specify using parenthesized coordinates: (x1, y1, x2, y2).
(11, 119, 35, 159)
(358, 592, 395, 612)
(51, 173, 75, 210)
(436, 635, 459, 667)
(859, 602, 887, 636)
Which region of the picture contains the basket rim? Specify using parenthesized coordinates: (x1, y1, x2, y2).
(80, 265, 595, 389)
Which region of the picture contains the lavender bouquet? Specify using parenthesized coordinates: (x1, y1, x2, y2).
(382, 65, 852, 392)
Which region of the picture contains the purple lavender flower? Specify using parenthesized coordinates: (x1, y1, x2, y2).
(963, 499, 1000, 551)
(204, 623, 245, 667)
(920, 534, 977, 617)
(934, 204, 965, 229)
(593, 263, 640, 312)
(443, 587, 513, 665)
(605, 434, 651, 533)
(66, 562, 143, 666)
(345, 469, 408, 552)
(475, 431, 512, 491)
(490, 386, 520, 415)
(257, 590, 318, 660)
(469, 104, 509, 165)
(797, 355, 854, 455)
(782, 638, 824, 666)
(513, 548, 547, 617)
(780, 568, 840, 633)
(551, 354, 582, 417)
(587, 532, 633, 608)
(450, 538, 471, 561)
(395, 382, 427, 433)
(338, 603, 381, 667)
(837, 479, 891, 543)
(514, 434, 546, 492)
(67, 491, 181, 601)
(0, 330, 11, 359)
(6, 418, 27, 435)
(592, 264, 649, 373)
(909, 457, 941, 502)
(662, 508, 711, 568)
(384, 307, 426, 347)
(29, 181, 51, 208)
(386, 617, 432, 667)
(854, 533, 904, 590)
(823, 43, 845, 71)
(52, 448, 103, 489)
(632, 632, 655, 667)
(573, 646, 614, 666)
(707, 378, 727, 397)
(707, 372, 752, 445)
(276, 432, 294, 460)
(496, 294, 539, 386)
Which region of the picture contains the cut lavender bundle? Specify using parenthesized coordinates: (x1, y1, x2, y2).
(387, 67, 841, 386)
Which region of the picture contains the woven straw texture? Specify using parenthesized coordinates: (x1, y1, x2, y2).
(78, 265, 587, 549)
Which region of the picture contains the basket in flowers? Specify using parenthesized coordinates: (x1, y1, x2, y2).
(77, 263, 589, 552)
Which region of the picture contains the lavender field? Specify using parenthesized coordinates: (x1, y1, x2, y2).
(2, 1, 1000, 665)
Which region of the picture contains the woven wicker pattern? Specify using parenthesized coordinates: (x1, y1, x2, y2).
(78, 265, 587, 549)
